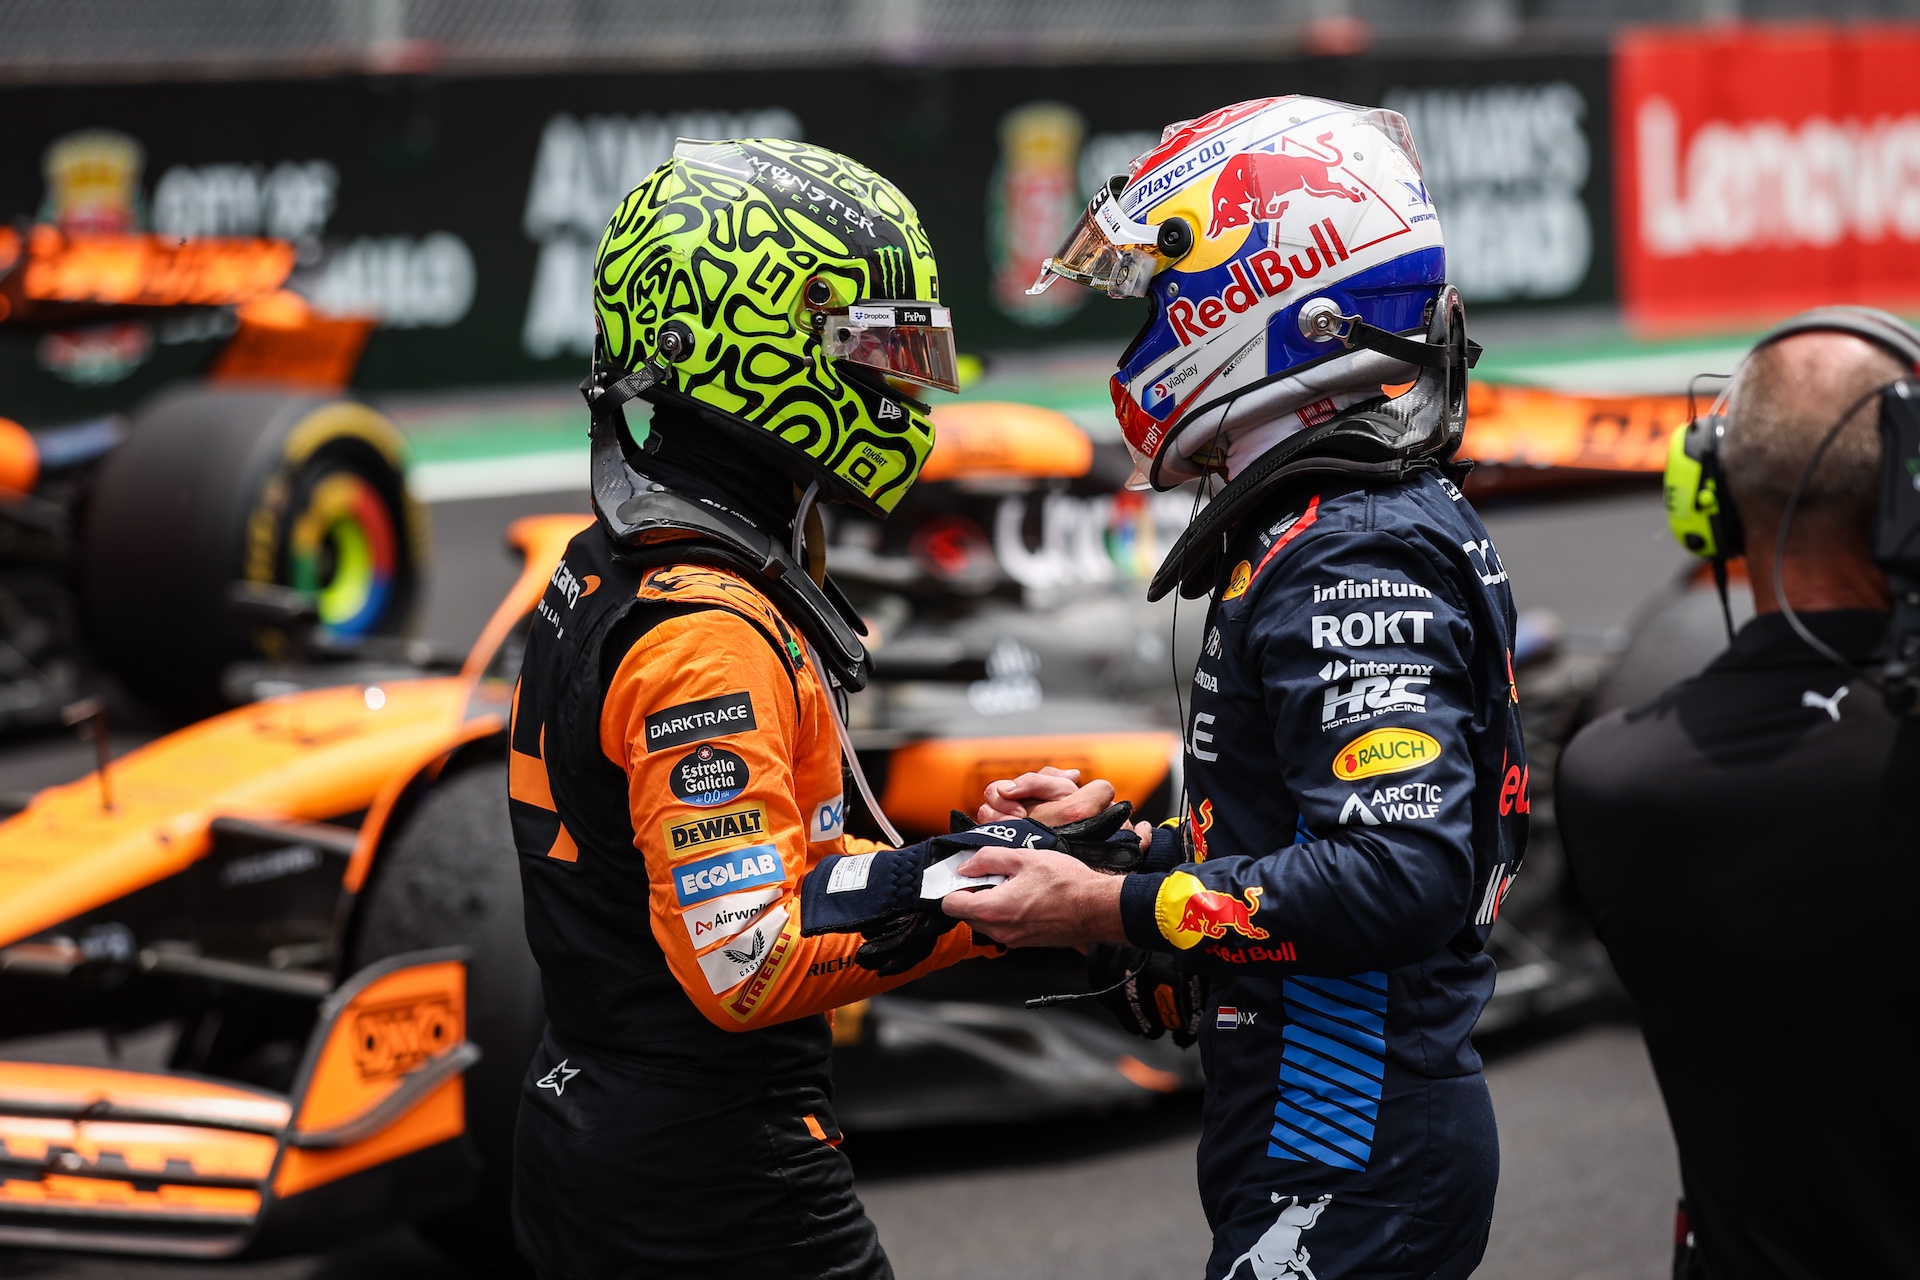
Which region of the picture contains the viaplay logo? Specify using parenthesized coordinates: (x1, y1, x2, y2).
(1141, 360, 1199, 422)
(1143, 376, 1178, 421)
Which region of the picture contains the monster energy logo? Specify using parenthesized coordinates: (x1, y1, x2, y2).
(871, 246, 908, 298)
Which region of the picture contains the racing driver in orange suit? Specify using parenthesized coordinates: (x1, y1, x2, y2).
(505, 139, 1139, 1279)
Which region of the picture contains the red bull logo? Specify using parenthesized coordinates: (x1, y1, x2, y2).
(1175, 885, 1268, 941)
(1164, 221, 1352, 347)
(1158, 870, 1270, 949)
(1206, 134, 1366, 238)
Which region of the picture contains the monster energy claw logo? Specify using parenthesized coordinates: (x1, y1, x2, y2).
(871, 246, 908, 298)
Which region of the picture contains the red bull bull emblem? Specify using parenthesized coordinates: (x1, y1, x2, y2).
(1177, 886, 1268, 940)
(1158, 870, 1271, 948)
(1206, 134, 1367, 238)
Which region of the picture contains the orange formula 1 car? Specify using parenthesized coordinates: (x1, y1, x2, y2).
(0, 223, 415, 729)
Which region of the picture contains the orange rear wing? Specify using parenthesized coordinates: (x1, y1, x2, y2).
(1459, 382, 1691, 496)
(0, 949, 476, 1258)
(0, 227, 294, 327)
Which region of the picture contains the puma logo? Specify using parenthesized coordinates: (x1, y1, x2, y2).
(1801, 686, 1849, 722)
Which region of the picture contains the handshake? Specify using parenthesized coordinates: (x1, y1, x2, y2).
(797, 767, 1206, 1047)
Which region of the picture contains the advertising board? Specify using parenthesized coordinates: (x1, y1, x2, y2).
(1615, 24, 1920, 331)
(0, 55, 1610, 422)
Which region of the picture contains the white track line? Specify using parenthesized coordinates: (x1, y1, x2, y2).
(408, 449, 586, 502)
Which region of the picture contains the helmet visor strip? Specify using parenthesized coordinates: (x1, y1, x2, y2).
(823, 302, 961, 394)
(1028, 186, 1163, 300)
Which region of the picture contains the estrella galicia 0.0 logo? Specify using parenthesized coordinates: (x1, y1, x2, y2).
(671, 744, 749, 807)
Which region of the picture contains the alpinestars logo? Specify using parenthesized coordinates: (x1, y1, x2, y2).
(536, 1059, 581, 1096)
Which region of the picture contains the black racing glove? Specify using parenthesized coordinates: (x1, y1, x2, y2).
(800, 806, 1141, 976)
(1086, 941, 1208, 1048)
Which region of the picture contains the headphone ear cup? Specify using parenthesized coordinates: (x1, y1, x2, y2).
(1665, 418, 1723, 558)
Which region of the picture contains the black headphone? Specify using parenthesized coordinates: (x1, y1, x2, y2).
(1668, 305, 1920, 563)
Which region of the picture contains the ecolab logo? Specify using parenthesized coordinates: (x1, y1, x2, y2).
(1167, 220, 1352, 347)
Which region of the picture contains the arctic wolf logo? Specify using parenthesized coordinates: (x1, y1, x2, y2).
(1224, 1193, 1331, 1280)
(1207, 135, 1366, 237)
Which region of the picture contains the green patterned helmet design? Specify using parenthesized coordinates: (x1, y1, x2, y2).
(594, 138, 948, 515)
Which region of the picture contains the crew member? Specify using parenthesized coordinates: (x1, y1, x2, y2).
(1557, 308, 1920, 1279)
(507, 139, 1005, 1279)
(936, 97, 1529, 1279)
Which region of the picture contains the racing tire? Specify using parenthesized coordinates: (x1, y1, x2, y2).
(348, 759, 541, 1277)
(78, 385, 424, 714)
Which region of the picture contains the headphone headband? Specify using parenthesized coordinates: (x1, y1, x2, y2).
(1749, 305, 1920, 372)
(1664, 305, 1920, 567)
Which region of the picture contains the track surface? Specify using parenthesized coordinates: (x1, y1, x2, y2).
(0, 486, 1690, 1280)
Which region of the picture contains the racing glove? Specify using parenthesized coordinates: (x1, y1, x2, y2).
(1086, 941, 1207, 1049)
(800, 806, 1141, 975)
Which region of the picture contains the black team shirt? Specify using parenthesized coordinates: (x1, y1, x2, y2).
(1558, 610, 1920, 1280)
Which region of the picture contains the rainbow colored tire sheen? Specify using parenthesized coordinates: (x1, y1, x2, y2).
(286, 468, 398, 637)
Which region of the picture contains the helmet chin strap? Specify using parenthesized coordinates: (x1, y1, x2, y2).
(1145, 286, 1476, 603)
(583, 354, 905, 846)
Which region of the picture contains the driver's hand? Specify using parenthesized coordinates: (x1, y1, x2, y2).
(976, 766, 1117, 828)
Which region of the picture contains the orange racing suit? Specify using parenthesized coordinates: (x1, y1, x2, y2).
(508, 521, 989, 1278)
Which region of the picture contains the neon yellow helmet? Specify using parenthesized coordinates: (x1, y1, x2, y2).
(594, 138, 956, 516)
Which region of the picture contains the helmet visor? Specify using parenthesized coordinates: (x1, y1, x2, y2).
(823, 302, 960, 394)
(1028, 187, 1161, 300)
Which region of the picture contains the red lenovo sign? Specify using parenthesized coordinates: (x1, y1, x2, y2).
(1615, 25, 1920, 331)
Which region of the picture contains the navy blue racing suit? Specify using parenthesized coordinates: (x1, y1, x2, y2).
(1119, 470, 1528, 1279)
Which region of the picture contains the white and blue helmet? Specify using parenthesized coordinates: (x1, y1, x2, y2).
(1030, 95, 1450, 488)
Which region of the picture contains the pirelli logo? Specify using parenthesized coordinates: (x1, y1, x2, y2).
(663, 804, 768, 857)
(726, 918, 798, 1021)
(644, 691, 756, 752)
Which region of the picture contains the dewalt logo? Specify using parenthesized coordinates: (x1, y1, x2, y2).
(663, 804, 768, 857)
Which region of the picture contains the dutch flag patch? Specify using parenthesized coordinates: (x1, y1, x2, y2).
(1216, 1007, 1239, 1031)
